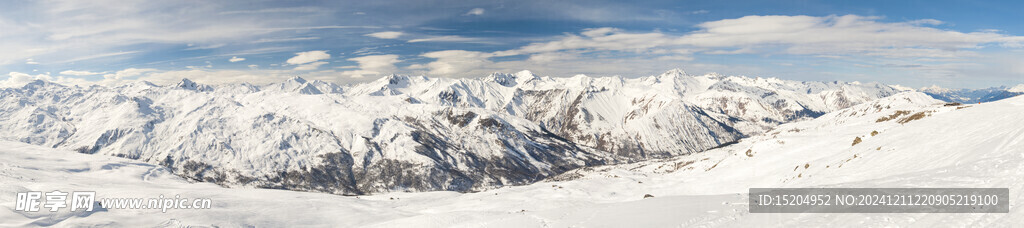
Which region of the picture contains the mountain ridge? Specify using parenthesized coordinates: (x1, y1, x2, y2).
(0, 69, 902, 195)
(919, 85, 1024, 103)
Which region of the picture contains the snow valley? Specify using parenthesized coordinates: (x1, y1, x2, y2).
(2, 69, 1023, 226)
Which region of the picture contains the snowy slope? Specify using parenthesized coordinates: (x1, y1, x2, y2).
(0, 141, 413, 227)
(372, 91, 1024, 227)
(3, 91, 1023, 227)
(0, 69, 897, 195)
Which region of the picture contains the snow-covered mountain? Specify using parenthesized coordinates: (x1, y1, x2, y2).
(0, 69, 898, 195)
(1010, 84, 1024, 93)
(920, 85, 1024, 103)
(3, 91, 1023, 227)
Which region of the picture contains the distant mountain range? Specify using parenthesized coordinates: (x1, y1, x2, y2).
(2, 69, 1015, 194)
(917, 85, 1024, 103)
(2, 69, 1018, 195)
(5, 88, 1024, 226)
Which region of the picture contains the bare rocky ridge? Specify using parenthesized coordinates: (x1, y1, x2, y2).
(0, 69, 897, 195)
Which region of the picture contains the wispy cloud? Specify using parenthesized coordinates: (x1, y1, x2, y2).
(410, 14, 1024, 81)
(3, 0, 1023, 89)
(484, 15, 1024, 60)
(286, 50, 330, 65)
(2, 72, 91, 88)
(293, 61, 328, 71)
(0, 1, 362, 66)
(56, 51, 142, 64)
(409, 50, 496, 76)
(184, 43, 227, 50)
(102, 68, 157, 81)
(408, 35, 492, 44)
(340, 54, 401, 78)
(261, 25, 381, 31)
(365, 31, 404, 39)
(688, 10, 710, 15)
(464, 8, 485, 16)
(679, 15, 1023, 57)
(218, 47, 298, 57)
(251, 37, 321, 44)
(218, 7, 327, 15)
(287, 50, 330, 70)
(60, 70, 103, 76)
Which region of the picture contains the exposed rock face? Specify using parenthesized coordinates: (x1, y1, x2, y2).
(0, 69, 898, 195)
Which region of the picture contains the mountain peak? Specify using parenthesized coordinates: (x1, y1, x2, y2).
(297, 83, 323, 95)
(704, 72, 725, 80)
(515, 70, 539, 83)
(287, 76, 307, 84)
(176, 78, 197, 88)
(175, 78, 212, 91)
(661, 68, 687, 77)
(384, 74, 413, 85)
(19, 79, 60, 91)
(488, 70, 539, 87)
(654, 68, 690, 83)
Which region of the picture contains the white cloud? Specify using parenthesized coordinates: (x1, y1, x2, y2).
(410, 15, 1024, 80)
(286, 50, 330, 65)
(678, 15, 1024, 57)
(55, 51, 141, 64)
(464, 8, 485, 16)
(229, 56, 246, 62)
(340, 54, 401, 78)
(5, 7, 1022, 87)
(184, 43, 226, 50)
(218, 7, 326, 15)
(688, 10, 710, 15)
(60, 70, 102, 76)
(248, 64, 259, 69)
(2, 72, 93, 87)
(87, 67, 352, 86)
(494, 27, 677, 57)
(101, 68, 158, 85)
(2, 72, 50, 87)
(365, 31, 404, 39)
(407, 35, 487, 43)
(135, 69, 288, 85)
(490, 15, 1024, 60)
(410, 50, 496, 76)
(580, 27, 619, 37)
(908, 19, 943, 26)
(703, 48, 755, 55)
(251, 37, 320, 44)
(293, 61, 328, 71)
(349, 55, 400, 72)
(0, 1, 363, 66)
(526, 52, 580, 62)
(123, 68, 364, 86)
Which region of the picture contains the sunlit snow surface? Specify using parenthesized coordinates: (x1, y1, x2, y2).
(2, 91, 1023, 227)
(0, 70, 899, 195)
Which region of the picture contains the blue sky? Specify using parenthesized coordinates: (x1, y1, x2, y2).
(2, 0, 1023, 88)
